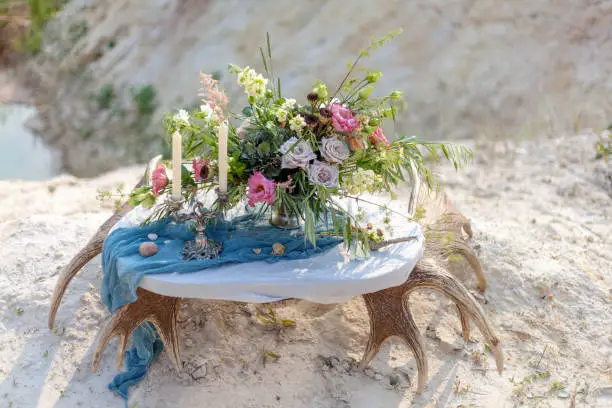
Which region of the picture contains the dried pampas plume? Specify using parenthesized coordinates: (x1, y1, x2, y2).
(199, 72, 228, 121)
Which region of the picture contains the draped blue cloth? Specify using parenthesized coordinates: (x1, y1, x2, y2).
(101, 214, 342, 403)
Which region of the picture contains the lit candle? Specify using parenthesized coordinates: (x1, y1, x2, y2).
(171, 130, 182, 200)
(218, 121, 228, 193)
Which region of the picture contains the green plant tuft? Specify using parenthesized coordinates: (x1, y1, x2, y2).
(132, 84, 158, 116)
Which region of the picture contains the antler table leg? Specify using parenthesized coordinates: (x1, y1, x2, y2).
(48, 155, 162, 329)
(92, 288, 182, 372)
(405, 259, 503, 374)
(361, 285, 428, 392)
(360, 258, 503, 393)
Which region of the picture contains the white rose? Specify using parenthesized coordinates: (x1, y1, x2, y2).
(308, 160, 339, 188)
(320, 136, 350, 164)
(279, 137, 316, 169)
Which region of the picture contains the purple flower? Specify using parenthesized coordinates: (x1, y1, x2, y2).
(279, 137, 316, 169)
(320, 136, 350, 164)
(308, 160, 339, 188)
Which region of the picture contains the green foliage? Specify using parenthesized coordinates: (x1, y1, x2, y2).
(97, 84, 116, 110)
(67, 19, 87, 43)
(131, 84, 158, 116)
(510, 370, 552, 402)
(2, 0, 68, 55)
(256, 308, 296, 329)
(595, 129, 611, 161)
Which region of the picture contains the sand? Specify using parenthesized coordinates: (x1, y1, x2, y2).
(0, 131, 610, 408)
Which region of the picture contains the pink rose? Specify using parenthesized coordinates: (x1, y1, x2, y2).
(330, 104, 359, 133)
(368, 126, 390, 146)
(151, 166, 169, 196)
(192, 158, 210, 181)
(247, 171, 276, 207)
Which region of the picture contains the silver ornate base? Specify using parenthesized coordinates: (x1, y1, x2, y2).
(181, 239, 223, 261)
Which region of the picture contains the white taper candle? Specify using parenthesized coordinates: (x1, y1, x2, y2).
(171, 130, 182, 200)
(218, 121, 228, 193)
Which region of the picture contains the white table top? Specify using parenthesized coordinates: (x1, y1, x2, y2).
(115, 194, 425, 304)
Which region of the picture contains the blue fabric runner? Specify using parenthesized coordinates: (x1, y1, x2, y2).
(101, 214, 342, 403)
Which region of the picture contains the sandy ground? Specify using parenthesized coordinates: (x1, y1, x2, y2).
(0, 132, 610, 408)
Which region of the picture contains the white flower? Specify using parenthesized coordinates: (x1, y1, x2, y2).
(199, 103, 220, 123)
(289, 115, 306, 134)
(235, 66, 268, 99)
(200, 104, 214, 117)
(344, 169, 377, 195)
(275, 108, 289, 123)
(308, 160, 339, 188)
(282, 98, 297, 109)
(320, 136, 350, 164)
(245, 75, 268, 98)
(279, 137, 316, 169)
(173, 109, 190, 125)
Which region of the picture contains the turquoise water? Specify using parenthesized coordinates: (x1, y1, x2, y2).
(0, 104, 60, 180)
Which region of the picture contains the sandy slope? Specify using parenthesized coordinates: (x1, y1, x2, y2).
(0, 132, 610, 408)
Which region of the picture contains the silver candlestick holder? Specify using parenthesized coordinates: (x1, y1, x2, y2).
(167, 190, 229, 261)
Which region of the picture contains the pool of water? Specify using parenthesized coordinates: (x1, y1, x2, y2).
(0, 104, 61, 180)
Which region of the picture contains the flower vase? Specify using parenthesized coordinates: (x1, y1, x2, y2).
(269, 203, 300, 229)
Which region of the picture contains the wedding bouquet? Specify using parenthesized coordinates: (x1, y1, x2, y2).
(122, 30, 471, 251)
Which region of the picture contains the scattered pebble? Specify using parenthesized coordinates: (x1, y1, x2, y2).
(272, 242, 285, 256)
(557, 390, 570, 399)
(148, 233, 158, 241)
(139, 242, 158, 257)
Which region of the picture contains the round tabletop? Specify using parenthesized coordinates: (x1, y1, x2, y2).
(114, 194, 424, 304)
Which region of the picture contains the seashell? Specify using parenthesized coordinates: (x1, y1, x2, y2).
(139, 242, 158, 257)
(252, 248, 262, 254)
(148, 233, 158, 241)
(272, 242, 285, 256)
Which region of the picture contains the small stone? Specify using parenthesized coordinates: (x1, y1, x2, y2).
(252, 248, 262, 254)
(139, 242, 158, 257)
(557, 390, 570, 399)
(272, 242, 285, 256)
(148, 233, 158, 241)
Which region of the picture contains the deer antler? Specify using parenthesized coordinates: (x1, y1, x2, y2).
(48, 156, 162, 329)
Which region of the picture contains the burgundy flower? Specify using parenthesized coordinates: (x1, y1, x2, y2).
(319, 107, 333, 118)
(192, 158, 210, 181)
(151, 166, 169, 196)
(247, 171, 276, 207)
(329, 103, 359, 133)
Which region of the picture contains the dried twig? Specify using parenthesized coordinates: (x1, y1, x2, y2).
(535, 345, 548, 370)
